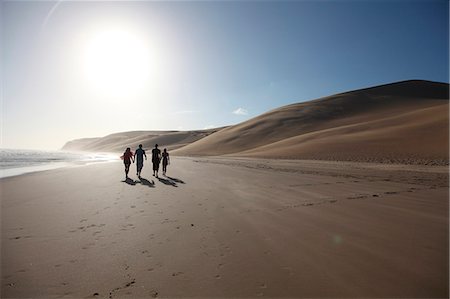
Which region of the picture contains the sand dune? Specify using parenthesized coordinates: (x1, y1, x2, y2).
(62, 129, 223, 153)
(63, 80, 448, 164)
(238, 104, 448, 163)
(174, 80, 449, 164)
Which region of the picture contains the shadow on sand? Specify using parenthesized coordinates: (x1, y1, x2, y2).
(123, 176, 182, 188)
(122, 177, 136, 185)
(165, 176, 186, 184)
(158, 177, 178, 187)
(139, 177, 155, 188)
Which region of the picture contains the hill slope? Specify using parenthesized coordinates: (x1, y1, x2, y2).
(62, 129, 223, 153)
(173, 80, 449, 164)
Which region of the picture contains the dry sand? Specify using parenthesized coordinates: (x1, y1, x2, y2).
(174, 80, 449, 164)
(1, 157, 448, 298)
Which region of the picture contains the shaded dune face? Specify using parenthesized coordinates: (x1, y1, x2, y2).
(173, 80, 449, 164)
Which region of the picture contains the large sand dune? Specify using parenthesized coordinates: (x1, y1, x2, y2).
(174, 80, 449, 164)
(63, 80, 448, 164)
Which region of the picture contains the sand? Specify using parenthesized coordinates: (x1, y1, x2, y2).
(62, 129, 224, 153)
(1, 157, 448, 298)
(174, 80, 449, 164)
(61, 81, 449, 165)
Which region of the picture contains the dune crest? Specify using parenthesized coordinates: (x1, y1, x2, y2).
(62, 129, 223, 153)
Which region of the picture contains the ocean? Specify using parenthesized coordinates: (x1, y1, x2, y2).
(0, 149, 119, 179)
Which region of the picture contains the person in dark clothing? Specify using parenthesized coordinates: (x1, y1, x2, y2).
(151, 144, 161, 178)
(134, 144, 147, 178)
(121, 147, 134, 179)
(162, 148, 170, 176)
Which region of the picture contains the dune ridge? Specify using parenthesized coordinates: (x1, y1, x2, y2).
(62, 129, 223, 153)
(173, 80, 449, 164)
(63, 80, 449, 164)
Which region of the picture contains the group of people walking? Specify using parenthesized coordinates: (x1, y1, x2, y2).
(121, 144, 170, 179)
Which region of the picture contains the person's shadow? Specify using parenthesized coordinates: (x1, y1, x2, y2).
(158, 177, 178, 187)
(165, 176, 186, 184)
(139, 177, 155, 188)
(122, 177, 136, 185)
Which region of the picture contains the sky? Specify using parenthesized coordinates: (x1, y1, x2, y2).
(1, 0, 449, 150)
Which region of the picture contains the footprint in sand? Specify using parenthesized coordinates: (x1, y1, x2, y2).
(172, 272, 184, 277)
(385, 191, 398, 194)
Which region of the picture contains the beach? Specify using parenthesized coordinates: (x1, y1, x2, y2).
(1, 157, 448, 298)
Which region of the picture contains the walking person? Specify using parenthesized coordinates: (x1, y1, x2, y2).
(162, 148, 170, 176)
(151, 144, 161, 178)
(134, 144, 147, 178)
(121, 147, 134, 179)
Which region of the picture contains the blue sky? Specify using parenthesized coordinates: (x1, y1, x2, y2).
(1, 0, 448, 150)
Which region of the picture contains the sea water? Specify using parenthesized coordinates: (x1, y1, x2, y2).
(0, 149, 119, 179)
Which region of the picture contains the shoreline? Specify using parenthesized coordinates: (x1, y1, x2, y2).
(0, 159, 118, 179)
(0, 149, 120, 179)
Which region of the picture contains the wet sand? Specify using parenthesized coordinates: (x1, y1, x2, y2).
(1, 157, 448, 298)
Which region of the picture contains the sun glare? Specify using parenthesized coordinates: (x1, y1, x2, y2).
(82, 28, 152, 98)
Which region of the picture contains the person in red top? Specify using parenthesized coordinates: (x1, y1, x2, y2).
(121, 147, 134, 179)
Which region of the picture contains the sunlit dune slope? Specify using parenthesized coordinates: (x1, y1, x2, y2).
(62, 129, 223, 153)
(173, 80, 449, 164)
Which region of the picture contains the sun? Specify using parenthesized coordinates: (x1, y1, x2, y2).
(82, 28, 152, 98)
